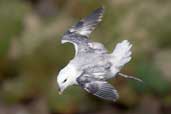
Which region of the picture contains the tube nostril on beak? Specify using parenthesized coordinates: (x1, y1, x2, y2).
(57, 87, 63, 95)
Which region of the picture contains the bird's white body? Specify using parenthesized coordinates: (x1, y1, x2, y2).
(57, 7, 142, 101)
(58, 40, 132, 94)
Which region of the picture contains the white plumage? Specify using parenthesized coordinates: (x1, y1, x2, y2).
(111, 40, 132, 68)
(57, 7, 142, 101)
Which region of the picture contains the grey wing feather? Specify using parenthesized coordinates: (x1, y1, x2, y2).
(62, 7, 104, 43)
(61, 7, 105, 55)
(77, 76, 119, 101)
(93, 81, 119, 101)
(82, 63, 111, 79)
(69, 7, 104, 37)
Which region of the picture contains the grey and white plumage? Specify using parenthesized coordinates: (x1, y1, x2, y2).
(57, 7, 142, 101)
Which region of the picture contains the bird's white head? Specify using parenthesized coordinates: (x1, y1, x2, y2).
(57, 64, 79, 94)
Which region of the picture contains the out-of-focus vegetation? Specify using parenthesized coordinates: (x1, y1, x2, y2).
(0, 0, 171, 114)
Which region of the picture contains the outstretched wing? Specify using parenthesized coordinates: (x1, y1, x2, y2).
(66, 7, 104, 38)
(61, 7, 105, 55)
(77, 76, 119, 101)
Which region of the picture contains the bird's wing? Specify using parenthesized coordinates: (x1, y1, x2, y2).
(67, 7, 104, 37)
(82, 63, 111, 79)
(61, 7, 105, 55)
(77, 76, 119, 101)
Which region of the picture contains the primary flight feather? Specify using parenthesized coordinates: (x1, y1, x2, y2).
(57, 7, 142, 101)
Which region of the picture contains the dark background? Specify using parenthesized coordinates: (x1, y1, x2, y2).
(0, 0, 171, 114)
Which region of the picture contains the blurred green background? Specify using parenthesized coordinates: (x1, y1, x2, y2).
(0, 0, 171, 114)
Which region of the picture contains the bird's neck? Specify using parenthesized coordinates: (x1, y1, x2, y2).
(66, 63, 81, 84)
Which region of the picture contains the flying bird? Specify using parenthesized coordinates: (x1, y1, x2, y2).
(57, 7, 142, 101)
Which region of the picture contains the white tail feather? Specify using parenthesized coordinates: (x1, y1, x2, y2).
(111, 40, 132, 69)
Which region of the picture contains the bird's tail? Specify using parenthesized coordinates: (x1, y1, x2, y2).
(110, 40, 132, 69)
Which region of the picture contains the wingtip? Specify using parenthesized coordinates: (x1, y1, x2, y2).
(94, 6, 105, 23)
(98, 6, 105, 10)
(100, 6, 105, 13)
(101, 6, 105, 10)
(94, 6, 105, 15)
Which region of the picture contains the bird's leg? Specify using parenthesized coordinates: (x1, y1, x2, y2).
(118, 73, 143, 83)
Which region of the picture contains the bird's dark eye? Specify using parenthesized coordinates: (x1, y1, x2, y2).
(63, 79, 67, 83)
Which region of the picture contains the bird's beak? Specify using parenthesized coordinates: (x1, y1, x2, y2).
(58, 87, 64, 95)
(58, 91, 63, 95)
